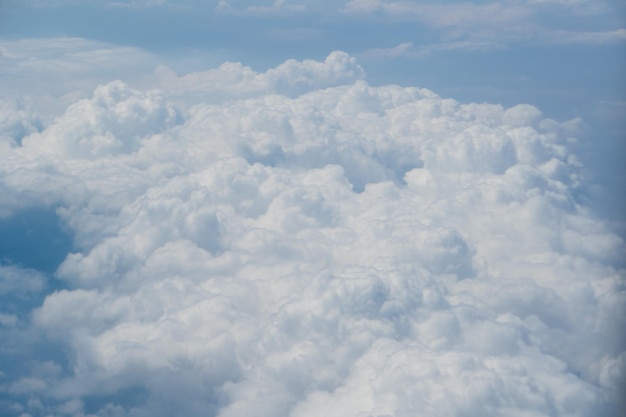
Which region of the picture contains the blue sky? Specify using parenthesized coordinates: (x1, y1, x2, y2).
(0, 1, 625, 417)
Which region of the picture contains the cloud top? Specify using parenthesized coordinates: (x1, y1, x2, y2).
(0, 50, 624, 417)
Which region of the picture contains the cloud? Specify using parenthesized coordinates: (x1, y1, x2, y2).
(26, 0, 330, 14)
(546, 28, 626, 44)
(360, 40, 509, 61)
(0, 38, 154, 77)
(0, 264, 46, 296)
(0, 38, 160, 121)
(359, 42, 414, 59)
(345, 1, 532, 28)
(0, 43, 624, 417)
(216, 0, 307, 15)
(153, 50, 365, 102)
(343, 0, 625, 49)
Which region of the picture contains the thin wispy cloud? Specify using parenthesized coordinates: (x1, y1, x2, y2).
(343, 0, 625, 49)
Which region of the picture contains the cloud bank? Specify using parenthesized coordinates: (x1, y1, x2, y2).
(0, 48, 624, 417)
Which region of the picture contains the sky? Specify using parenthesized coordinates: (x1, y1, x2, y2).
(0, 1, 625, 417)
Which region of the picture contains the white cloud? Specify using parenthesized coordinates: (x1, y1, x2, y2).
(0, 265, 46, 295)
(0, 43, 624, 417)
(154, 51, 365, 101)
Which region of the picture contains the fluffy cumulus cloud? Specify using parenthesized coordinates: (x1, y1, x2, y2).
(0, 48, 624, 417)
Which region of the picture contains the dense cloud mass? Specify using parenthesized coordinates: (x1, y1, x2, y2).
(0, 50, 624, 417)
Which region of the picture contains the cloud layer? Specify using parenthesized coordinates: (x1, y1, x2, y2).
(0, 50, 624, 417)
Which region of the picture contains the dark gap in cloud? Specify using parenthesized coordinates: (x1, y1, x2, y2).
(0, 209, 73, 391)
(0, 207, 73, 275)
(238, 141, 286, 168)
(83, 385, 150, 415)
(0, 331, 71, 393)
